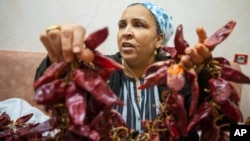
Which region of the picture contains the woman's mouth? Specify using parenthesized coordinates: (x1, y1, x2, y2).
(122, 42, 134, 48)
(121, 42, 136, 52)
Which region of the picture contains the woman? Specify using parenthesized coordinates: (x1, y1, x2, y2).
(36, 2, 212, 140)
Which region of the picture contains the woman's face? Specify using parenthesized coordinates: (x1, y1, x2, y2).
(117, 4, 163, 65)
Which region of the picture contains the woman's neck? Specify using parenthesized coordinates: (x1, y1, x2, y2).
(122, 57, 155, 79)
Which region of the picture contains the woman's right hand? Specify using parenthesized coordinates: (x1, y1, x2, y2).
(40, 24, 94, 63)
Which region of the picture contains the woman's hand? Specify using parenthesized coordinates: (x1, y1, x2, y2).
(40, 24, 94, 63)
(181, 26, 212, 72)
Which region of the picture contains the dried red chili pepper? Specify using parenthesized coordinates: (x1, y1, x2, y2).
(35, 79, 66, 105)
(165, 116, 180, 139)
(228, 83, 241, 103)
(110, 110, 128, 128)
(65, 82, 87, 126)
(97, 67, 117, 81)
(161, 46, 177, 59)
(68, 124, 100, 141)
(214, 57, 231, 66)
(209, 78, 240, 103)
(184, 70, 200, 115)
(204, 20, 236, 51)
(33, 61, 69, 88)
(199, 117, 220, 141)
(15, 113, 33, 125)
(139, 65, 168, 89)
(21, 118, 57, 137)
(73, 69, 123, 106)
(217, 99, 243, 122)
(0, 112, 11, 127)
(168, 94, 188, 136)
(93, 51, 123, 70)
(208, 78, 243, 122)
(187, 102, 213, 132)
(209, 78, 234, 103)
(16, 123, 39, 137)
(142, 60, 172, 78)
(220, 64, 250, 84)
(167, 64, 185, 92)
(90, 107, 114, 139)
(174, 24, 189, 56)
(84, 27, 108, 50)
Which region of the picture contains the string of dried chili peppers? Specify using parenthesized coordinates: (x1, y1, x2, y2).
(18, 27, 130, 141)
(136, 20, 250, 141)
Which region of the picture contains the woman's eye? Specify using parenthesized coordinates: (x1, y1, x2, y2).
(118, 23, 126, 29)
(135, 23, 143, 28)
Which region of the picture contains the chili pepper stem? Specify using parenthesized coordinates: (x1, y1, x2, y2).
(110, 126, 129, 139)
(219, 123, 230, 129)
(52, 103, 70, 140)
(152, 119, 168, 132)
(67, 58, 80, 82)
(140, 133, 150, 141)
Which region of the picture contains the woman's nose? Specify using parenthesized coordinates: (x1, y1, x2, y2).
(123, 27, 133, 38)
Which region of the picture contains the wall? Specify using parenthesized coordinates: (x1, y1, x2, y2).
(1, 0, 250, 120)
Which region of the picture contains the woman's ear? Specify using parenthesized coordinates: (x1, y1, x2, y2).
(155, 33, 164, 49)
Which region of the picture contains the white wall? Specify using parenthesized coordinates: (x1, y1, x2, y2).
(1, 0, 250, 120)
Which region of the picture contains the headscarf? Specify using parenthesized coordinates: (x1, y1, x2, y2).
(130, 2, 174, 45)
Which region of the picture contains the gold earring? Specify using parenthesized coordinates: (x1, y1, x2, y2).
(154, 50, 157, 56)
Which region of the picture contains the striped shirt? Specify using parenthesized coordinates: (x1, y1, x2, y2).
(113, 73, 161, 132)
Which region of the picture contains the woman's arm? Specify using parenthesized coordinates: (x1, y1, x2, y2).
(34, 56, 51, 81)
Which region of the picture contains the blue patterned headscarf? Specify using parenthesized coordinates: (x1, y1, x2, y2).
(130, 2, 174, 45)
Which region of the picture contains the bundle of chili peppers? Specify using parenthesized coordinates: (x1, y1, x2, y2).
(9, 27, 128, 141)
(1, 21, 250, 141)
(135, 20, 250, 141)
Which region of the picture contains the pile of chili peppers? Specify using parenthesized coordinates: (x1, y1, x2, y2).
(1, 21, 250, 141)
(0, 112, 38, 141)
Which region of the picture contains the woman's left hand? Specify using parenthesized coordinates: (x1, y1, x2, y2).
(180, 26, 212, 72)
